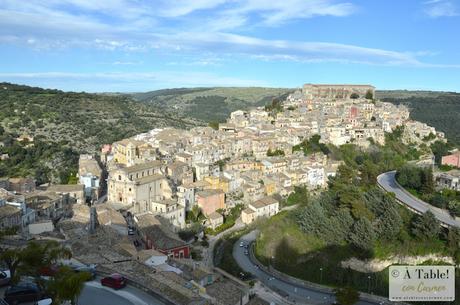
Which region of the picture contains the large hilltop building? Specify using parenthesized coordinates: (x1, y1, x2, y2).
(302, 84, 375, 100)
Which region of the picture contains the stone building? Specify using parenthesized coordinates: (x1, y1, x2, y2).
(108, 161, 171, 207)
(302, 84, 375, 100)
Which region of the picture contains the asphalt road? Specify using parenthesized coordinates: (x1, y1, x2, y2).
(79, 280, 166, 305)
(0, 279, 165, 305)
(377, 171, 460, 228)
(234, 231, 385, 305)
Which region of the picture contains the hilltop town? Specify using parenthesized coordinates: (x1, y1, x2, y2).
(102, 83, 443, 233)
(0, 84, 452, 305)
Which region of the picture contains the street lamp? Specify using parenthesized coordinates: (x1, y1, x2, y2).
(320, 267, 323, 284)
(367, 275, 371, 293)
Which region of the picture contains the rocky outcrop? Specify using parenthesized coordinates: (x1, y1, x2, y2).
(341, 254, 454, 273)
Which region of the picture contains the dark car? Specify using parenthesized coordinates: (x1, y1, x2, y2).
(101, 273, 126, 289)
(0, 270, 11, 286)
(4, 282, 45, 305)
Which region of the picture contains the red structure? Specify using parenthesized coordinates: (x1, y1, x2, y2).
(442, 151, 460, 168)
(350, 106, 359, 119)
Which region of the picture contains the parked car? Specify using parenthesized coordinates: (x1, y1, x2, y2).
(70, 264, 96, 280)
(34, 299, 53, 305)
(239, 241, 244, 247)
(128, 228, 135, 235)
(4, 282, 45, 305)
(100, 273, 126, 289)
(39, 265, 59, 277)
(0, 270, 11, 286)
(244, 250, 249, 255)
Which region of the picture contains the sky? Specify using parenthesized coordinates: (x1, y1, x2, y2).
(0, 0, 459, 92)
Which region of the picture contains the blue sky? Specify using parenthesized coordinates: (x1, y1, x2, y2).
(0, 0, 459, 92)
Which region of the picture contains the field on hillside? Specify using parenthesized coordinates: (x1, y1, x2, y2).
(132, 87, 294, 122)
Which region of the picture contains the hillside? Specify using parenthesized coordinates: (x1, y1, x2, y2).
(132, 87, 294, 122)
(0, 83, 202, 183)
(377, 90, 460, 145)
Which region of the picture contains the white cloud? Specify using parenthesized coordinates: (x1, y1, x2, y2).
(0, 0, 458, 69)
(423, 0, 459, 17)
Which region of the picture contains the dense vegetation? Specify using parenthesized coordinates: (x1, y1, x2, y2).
(379, 91, 460, 145)
(0, 82, 201, 183)
(397, 164, 460, 217)
(255, 129, 460, 297)
(292, 134, 330, 156)
(132, 87, 293, 123)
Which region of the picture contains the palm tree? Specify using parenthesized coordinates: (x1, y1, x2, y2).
(0, 248, 22, 283)
(47, 267, 91, 305)
(17, 240, 71, 286)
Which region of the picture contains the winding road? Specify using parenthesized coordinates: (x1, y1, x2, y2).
(377, 171, 460, 228)
(234, 231, 390, 305)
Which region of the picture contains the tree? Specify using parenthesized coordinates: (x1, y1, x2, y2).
(365, 189, 402, 241)
(47, 267, 91, 305)
(329, 208, 354, 243)
(0, 240, 88, 305)
(335, 286, 360, 305)
(267, 148, 285, 157)
(420, 167, 434, 195)
(365, 90, 373, 100)
(286, 186, 309, 206)
(0, 249, 22, 283)
(350, 93, 359, 99)
(350, 218, 375, 251)
(431, 140, 452, 165)
(208, 121, 219, 130)
(411, 211, 440, 240)
(447, 227, 460, 252)
(187, 205, 204, 223)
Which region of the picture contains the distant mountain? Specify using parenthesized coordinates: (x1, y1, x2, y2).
(377, 90, 460, 145)
(132, 87, 295, 122)
(0, 83, 201, 183)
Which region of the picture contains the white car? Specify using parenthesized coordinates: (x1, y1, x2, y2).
(239, 241, 244, 247)
(35, 299, 71, 305)
(35, 299, 53, 305)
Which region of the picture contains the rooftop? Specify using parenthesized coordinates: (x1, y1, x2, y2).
(208, 211, 223, 220)
(196, 189, 224, 198)
(46, 184, 84, 193)
(135, 214, 186, 251)
(134, 174, 165, 185)
(0, 205, 21, 218)
(206, 279, 247, 305)
(251, 196, 278, 209)
(123, 160, 163, 174)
